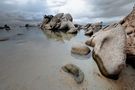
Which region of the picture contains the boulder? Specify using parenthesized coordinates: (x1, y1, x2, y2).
(120, 5, 135, 56)
(64, 13, 73, 22)
(85, 23, 127, 79)
(71, 44, 91, 55)
(119, 5, 135, 68)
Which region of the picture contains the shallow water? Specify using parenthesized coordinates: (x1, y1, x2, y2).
(0, 27, 135, 90)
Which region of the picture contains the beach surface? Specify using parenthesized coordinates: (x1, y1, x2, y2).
(0, 27, 135, 90)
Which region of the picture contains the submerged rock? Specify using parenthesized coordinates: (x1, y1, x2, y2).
(71, 44, 91, 55)
(62, 64, 84, 84)
(85, 23, 126, 80)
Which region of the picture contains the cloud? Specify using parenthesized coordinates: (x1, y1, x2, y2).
(0, 0, 135, 25)
(46, 0, 135, 24)
(0, 0, 48, 25)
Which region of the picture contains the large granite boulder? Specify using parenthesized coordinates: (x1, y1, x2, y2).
(85, 23, 127, 79)
(119, 5, 135, 68)
(41, 13, 77, 33)
(120, 5, 135, 56)
(84, 22, 102, 36)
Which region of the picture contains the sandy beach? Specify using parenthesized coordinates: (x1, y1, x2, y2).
(0, 27, 135, 90)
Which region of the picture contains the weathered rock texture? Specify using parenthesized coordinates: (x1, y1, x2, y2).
(119, 5, 135, 68)
(41, 13, 78, 34)
(120, 5, 135, 56)
(85, 24, 127, 79)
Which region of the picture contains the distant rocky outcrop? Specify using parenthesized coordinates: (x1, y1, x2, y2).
(0, 24, 11, 31)
(83, 22, 103, 36)
(25, 24, 37, 28)
(41, 13, 78, 34)
(85, 23, 127, 79)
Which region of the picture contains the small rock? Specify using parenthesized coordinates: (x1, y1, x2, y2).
(71, 44, 91, 55)
(62, 64, 84, 84)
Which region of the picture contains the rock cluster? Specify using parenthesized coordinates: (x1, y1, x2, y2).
(43, 4, 135, 80)
(84, 5, 135, 79)
(83, 22, 102, 36)
(41, 13, 78, 34)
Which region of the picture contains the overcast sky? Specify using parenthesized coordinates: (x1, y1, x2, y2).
(0, 0, 135, 25)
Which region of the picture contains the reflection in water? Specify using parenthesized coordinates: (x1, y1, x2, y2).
(42, 30, 76, 42)
(71, 52, 91, 60)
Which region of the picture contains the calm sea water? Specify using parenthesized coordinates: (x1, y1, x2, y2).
(0, 27, 135, 90)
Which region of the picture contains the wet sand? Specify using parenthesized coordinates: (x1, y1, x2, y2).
(0, 27, 135, 90)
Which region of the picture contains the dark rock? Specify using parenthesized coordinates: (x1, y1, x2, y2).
(4, 24, 11, 31)
(62, 64, 84, 84)
(74, 24, 82, 30)
(126, 54, 135, 69)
